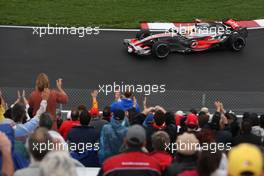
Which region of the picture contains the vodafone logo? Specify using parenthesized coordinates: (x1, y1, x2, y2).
(191, 41, 198, 48)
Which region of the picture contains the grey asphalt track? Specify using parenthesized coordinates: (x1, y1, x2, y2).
(0, 28, 264, 92)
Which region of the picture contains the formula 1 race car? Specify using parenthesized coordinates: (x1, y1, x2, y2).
(124, 19, 248, 59)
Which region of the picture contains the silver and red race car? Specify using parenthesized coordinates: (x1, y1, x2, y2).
(124, 19, 248, 59)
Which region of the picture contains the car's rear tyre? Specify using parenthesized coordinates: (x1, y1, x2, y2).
(152, 41, 170, 59)
(136, 30, 151, 40)
(230, 35, 246, 51)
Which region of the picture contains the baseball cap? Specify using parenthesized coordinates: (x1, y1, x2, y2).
(175, 111, 185, 126)
(126, 125, 146, 146)
(185, 113, 198, 126)
(200, 107, 209, 115)
(228, 143, 263, 176)
(176, 132, 199, 155)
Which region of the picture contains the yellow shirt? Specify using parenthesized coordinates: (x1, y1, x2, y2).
(0, 105, 5, 123)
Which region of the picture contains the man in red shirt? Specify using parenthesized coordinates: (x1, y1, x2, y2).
(98, 125, 162, 176)
(59, 108, 80, 140)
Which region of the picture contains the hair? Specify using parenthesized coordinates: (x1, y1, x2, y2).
(243, 112, 250, 121)
(39, 151, 77, 176)
(198, 112, 209, 128)
(197, 150, 222, 176)
(124, 90, 133, 98)
(165, 111, 175, 126)
(35, 73, 50, 92)
(39, 112, 53, 130)
(241, 120, 252, 134)
(103, 106, 111, 118)
(260, 114, 264, 129)
(12, 102, 26, 123)
(77, 104, 87, 113)
(28, 127, 52, 161)
(127, 108, 137, 124)
(79, 110, 91, 126)
(250, 113, 259, 126)
(189, 108, 198, 115)
(151, 131, 170, 151)
(210, 113, 221, 131)
(113, 109, 125, 121)
(154, 110, 166, 126)
(70, 108, 79, 121)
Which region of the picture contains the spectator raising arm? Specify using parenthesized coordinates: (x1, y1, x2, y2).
(56, 79, 68, 104)
(15, 89, 49, 137)
(0, 132, 14, 176)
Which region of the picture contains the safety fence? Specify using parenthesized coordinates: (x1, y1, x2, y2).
(1, 87, 264, 116)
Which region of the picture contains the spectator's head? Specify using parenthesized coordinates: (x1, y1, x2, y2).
(241, 120, 252, 134)
(124, 90, 133, 98)
(210, 113, 221, 131)
(39, 112, 53, 130)
(71, 108, 79, 121)
(197, 150, 223, 176)
(175, 111, 185, 126)
(228, 144, 263, 176)
(27, 127, 52, 161)
(11, 102, 26, 123)
(39, 151, 77, 176)
(154, 110, 166, 127)
(48, 131, 68, 152)
(35, 73, 50, 92)
(176, 132, 199, 156)
(79, 110, 91, 126)
(225, 111, 237, 124)
(198, 111, 209, 128)
(125, 125, 146, 149)
(200, 107, 210, 116)
(250, 113, 259, 126)
(77, 104, 87, 113)
(113, 109, 125, 121)
(165, 111, 175, 126)
(196, 128, 216, 144)
(127, 107, 137, 124)
(189, 108, 198, 115)
(243, 112, 250, 121)
(3, 108, 12, 119)
(103, 106, 111, 121)
(260, 114, 264, 129)
(185, 113, 199, 131)
(151, 131, 170, 152)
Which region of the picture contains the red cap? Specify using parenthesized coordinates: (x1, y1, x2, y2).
(185, 113, 198, 126)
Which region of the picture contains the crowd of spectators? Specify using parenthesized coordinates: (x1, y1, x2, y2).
(0, 73, 264, 176)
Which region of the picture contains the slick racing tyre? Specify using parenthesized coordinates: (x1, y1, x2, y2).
(136, 30, 151, 40)
(152, 41, 170, 59)
(230, 35, 246, 51)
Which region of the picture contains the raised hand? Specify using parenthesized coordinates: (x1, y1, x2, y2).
(56, 78, 63, 90)
(91, 90, 99, 98)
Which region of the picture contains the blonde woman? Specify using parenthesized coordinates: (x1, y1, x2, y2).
(29, 73, 68, 130)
